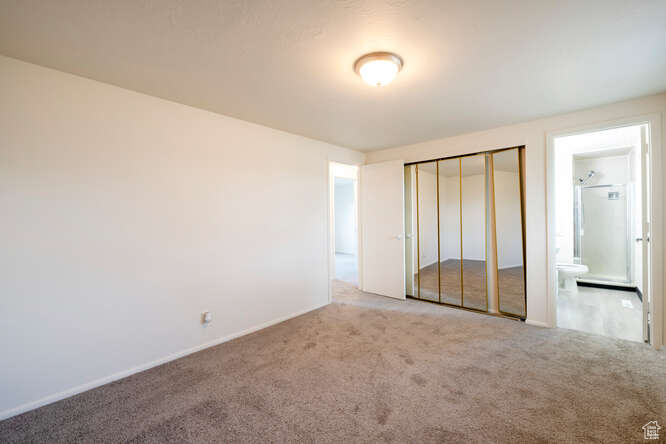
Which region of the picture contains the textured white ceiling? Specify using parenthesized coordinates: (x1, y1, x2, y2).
(0, 0, 664, 151)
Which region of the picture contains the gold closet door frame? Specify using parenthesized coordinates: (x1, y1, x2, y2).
(436, 161, 441, 303)
(491, 147, 527, 318)
(415, 163, 420, 300)
(457, 158, 463, 307)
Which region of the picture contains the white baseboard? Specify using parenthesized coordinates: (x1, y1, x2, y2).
(525, 319, 549, 328)
(498, 263, 523, 270)
(418, 258, 438, 269)
(0, 301, 329, 421)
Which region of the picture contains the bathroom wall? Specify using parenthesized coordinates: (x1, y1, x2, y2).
(573, 154, 630, 186)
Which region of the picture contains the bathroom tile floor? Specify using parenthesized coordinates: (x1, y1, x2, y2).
(557, 284, 643, 342)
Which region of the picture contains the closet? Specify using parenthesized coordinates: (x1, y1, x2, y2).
(404, 146, 526, 318)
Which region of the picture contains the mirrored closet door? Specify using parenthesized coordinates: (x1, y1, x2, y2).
(492, 148, 526, 317)
(460, 154, 487, 311)
(404, 146, 526, 319)
(438, 158, 462, 306)
(416, 162, 439, 302)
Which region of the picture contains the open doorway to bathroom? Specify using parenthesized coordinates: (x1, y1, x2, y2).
(553, 124, 650, 343)
(329, 162, 359, 287)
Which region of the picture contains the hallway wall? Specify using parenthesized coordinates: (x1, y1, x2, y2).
(334, 178, 357, 255)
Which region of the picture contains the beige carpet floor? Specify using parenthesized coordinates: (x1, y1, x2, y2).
(1, 280, 664, 443)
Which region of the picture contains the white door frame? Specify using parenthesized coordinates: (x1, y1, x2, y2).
(546, 113, 663, 348)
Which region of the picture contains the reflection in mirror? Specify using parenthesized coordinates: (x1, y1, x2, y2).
(416, 162, 439, 301)
(493, 149, 526, 316)
(438, 158, 462, 305)
(461, 155, 487, 310)
(404, 165, 417, 297)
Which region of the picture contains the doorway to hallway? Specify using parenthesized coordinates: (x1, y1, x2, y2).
(330, 162, 359, 287)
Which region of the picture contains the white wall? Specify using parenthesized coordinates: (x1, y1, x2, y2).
(366, 92, 665, 337)
(0, 55, 364, 418)
(334, 178, 356, 255)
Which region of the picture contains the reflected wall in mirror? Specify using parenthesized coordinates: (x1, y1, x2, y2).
(438, 158, 462, 305)
(404, 165, 417, 297)
(461, 154, 487, 310)
(492, 148, 526, 316)
(416, 162, 439, 301)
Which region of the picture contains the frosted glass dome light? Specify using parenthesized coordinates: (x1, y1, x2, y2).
(354, 52, 403, 87)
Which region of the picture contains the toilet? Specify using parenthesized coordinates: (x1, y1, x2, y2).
(556, 263, 589, 292)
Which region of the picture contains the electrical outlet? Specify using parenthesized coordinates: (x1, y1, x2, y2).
(201, 311, 212, 324)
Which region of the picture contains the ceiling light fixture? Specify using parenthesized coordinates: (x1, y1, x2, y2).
(354, 52, 403, 87)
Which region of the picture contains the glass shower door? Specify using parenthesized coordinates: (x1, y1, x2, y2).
(578, 184, 630, 283)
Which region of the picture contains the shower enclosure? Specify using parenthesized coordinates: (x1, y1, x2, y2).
(574, 183, 631, 283)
